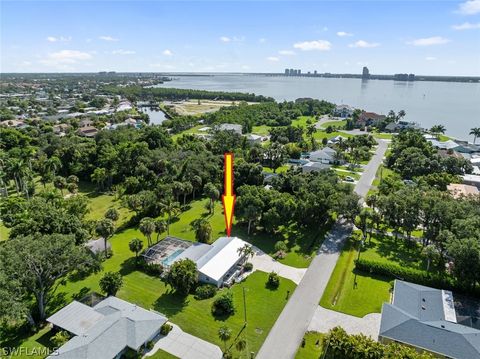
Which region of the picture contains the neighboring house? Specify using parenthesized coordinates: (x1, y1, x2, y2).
(144, 236, 251, 287)
(463, 174, 480, 189)
(53, 123, 70, 136)
(356, 111, 386, 127)
(47, 296, 167, 359)
(217, 123, 243, 135)
(379, 280, 480, 359)
(301, 162, 331, 173)
(0, 119, 26, 128)
(78, 126, 98, 138)
(447, 183, 479, 198)
(328, 135, 347, 145)
(79, 119, 94, 128)
(85, 237, 112, 254)
(308, 147, 339, 164)
(246, 133, 267, 144)
(334, 104, 354, 118)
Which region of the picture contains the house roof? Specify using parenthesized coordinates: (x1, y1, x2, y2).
(379, 280, 480, 359)
(47, 297, 167, 359)
(196, 237, 249, 282)
(218, 123, 242, 133)
(47, 301, 104, 336)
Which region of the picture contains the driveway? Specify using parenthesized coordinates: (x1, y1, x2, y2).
(256, 140, 388, 359)
(308, 306, 381, 339)
(146, 323, 222, 359)
(250, 248, 307, 285)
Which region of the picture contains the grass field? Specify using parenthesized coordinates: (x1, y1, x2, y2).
(149, 349, 179, 359)
(321, 120, 347, 129)
(320, 238, 392, 317)
(295, 332, 324, 359)
(0, 223, 10, 241)
(252, 125, 271, 135)
(166, 100, 253, 116)
(291, 116, 316, 128)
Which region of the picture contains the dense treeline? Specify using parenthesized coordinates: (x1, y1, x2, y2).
(386, 130, 472, 182)
(103, 85, 274, 102)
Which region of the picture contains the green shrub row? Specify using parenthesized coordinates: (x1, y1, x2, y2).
(322, 327, 434, 359)
(194, 284, 218, 300)
(355, 258, 455, 290)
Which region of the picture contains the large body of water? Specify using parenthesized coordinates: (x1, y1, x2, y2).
(158, 74, 480, 139)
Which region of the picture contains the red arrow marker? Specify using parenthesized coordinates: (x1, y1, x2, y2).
(222, 152, 235, 237)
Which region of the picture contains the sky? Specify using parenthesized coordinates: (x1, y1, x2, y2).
(1, 0, 480, 75)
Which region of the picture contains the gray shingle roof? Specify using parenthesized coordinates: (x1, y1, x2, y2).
(380, 280, 480, 359)
(47, 297, 167, 359)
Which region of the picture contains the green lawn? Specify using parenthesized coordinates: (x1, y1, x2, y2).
(149, 349, 179, 359)
(320, 238, 392, 317)
(252, 125, 271, 135)
(0, 223, 10, 241)
(313, 130, 354, 142)
(295, 332, 324, 359)
(321, 120, 346, 128)
(262, 165, 289, 174)
(291, 116, 315, 128)
(371, 132, 393, 140)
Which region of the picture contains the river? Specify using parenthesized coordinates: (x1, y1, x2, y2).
(157, 74, 480, 140)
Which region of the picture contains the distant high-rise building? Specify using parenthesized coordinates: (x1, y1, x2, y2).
(285, 69, 289, 75)
(314, 70, 317, 75)
(362, 66, 370, 79)
(289, 68, 294, 76)
(298, 69, 302, 75)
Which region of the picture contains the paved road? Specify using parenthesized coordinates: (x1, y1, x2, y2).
(256, 140, 388, 359)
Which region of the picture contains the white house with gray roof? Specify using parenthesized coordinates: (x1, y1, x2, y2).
(47, 296, 167, 359)
(379, 280, 480, 359)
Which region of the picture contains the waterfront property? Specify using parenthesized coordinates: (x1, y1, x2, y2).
(144, 236, 251, 287)
(379, 280, 480, 359)
(47, 296, 167, 358)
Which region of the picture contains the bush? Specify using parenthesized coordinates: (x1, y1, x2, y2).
(355, 259, 455, 291)
(160, 322, 173, 336)
(212, 291, 235, 316)
(195, 284, 218, 300)
(51, 330, 70, 347)
(322, 327, 433, 359)
(267, 271, 280, 289)
(138, 261, 164, 276)
(99, 271, 123, 296)
(146, 340, 155, 350)
(274, 241, 288, 252)
(244, 262, 253, 272)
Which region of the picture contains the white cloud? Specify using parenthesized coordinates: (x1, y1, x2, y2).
(241, 65, 251, 70)
(452, 22, 480, 30)
(99, 35, 119, 42)
(40, 50, 92, 66)
(456, 0, 480, 15)
(111, 49, 136, 55)
(348, 40, 380, 48)
(266, 56, 280, 62)
(258, 38, 267, 43)
(46, 36, 71, 42)
(407, 36, 450, 46)
(220, 36, 244, 43)
(337, 31, 353, 37)
(162, 49, 173, 56)
(425, 56, 437, 61)
(278, 50, 296, 55)
(293, 40, 331, 51)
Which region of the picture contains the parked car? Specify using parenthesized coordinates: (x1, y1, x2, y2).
(345, 176, 355, 182)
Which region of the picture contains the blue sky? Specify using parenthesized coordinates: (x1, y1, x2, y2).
(1, 1, 480, 75)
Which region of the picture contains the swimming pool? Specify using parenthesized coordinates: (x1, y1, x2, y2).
(161, 249, 184, 266)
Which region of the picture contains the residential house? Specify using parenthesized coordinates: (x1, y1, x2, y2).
(333, 104, 354, 118)
(356, 111, 386, 128)
(144, 236, 251, 287)
(217, 123, 243, 135)
(79, 119, 94, 128)
(328, 135, 347, 145)
(0, 119, 26, 128)
(447, 183, 479, 198)
(78, 126, 98, 138)
(308, 147, 339, 164)
(47, 296, 167, 359)
(53, 123, 70, 136)
(301, 162, 331, 173)
(246, 133, 267, 144)
(379, 280, 480, 359)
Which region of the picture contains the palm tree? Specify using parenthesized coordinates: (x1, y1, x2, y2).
(469, 127, 480, 144)
(235, 338, 247, 355)
(154, 219, 168, 242)
(430, 124, 446, 139)
(306, 124, 316, 143)
(192, 219, 212, 243)
(139, 217, 156, 247)
(191, 175, 202, 199)
(218, 325, 232, 354)
(204, 182, 220, 215)
(96, 218, 115, 255)
(160, 195, 180, 235)
(237, 244, 254, 261)
(129, 238, 144, 264)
